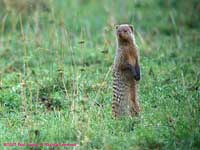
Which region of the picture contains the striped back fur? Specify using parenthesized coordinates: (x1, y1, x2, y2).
(112, 70, 131, 117)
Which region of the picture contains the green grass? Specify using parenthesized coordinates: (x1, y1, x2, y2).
(0, 0, 200, 149)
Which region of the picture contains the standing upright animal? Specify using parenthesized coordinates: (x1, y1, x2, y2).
(112, 24, 141, 118)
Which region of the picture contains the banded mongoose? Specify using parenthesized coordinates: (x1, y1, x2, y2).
(112, 24, 141, 118)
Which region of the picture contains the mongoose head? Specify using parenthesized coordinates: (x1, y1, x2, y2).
(115, 24, 135, 44)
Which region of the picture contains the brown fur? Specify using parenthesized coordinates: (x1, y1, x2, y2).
(112, 24, 141, 118)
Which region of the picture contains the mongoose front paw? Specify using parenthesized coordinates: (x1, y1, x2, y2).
(134, 75, 140, 81)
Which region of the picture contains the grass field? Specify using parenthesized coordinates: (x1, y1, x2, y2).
(0, 0, 200, 149)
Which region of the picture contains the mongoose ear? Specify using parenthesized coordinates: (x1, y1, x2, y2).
(115, 25, 120, 30)
(129, 25, 134, 32)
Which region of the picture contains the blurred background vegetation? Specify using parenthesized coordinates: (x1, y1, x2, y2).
(0, 0, 199, 149)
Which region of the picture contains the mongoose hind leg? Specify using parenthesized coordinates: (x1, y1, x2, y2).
(129, 81, 140, 116)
